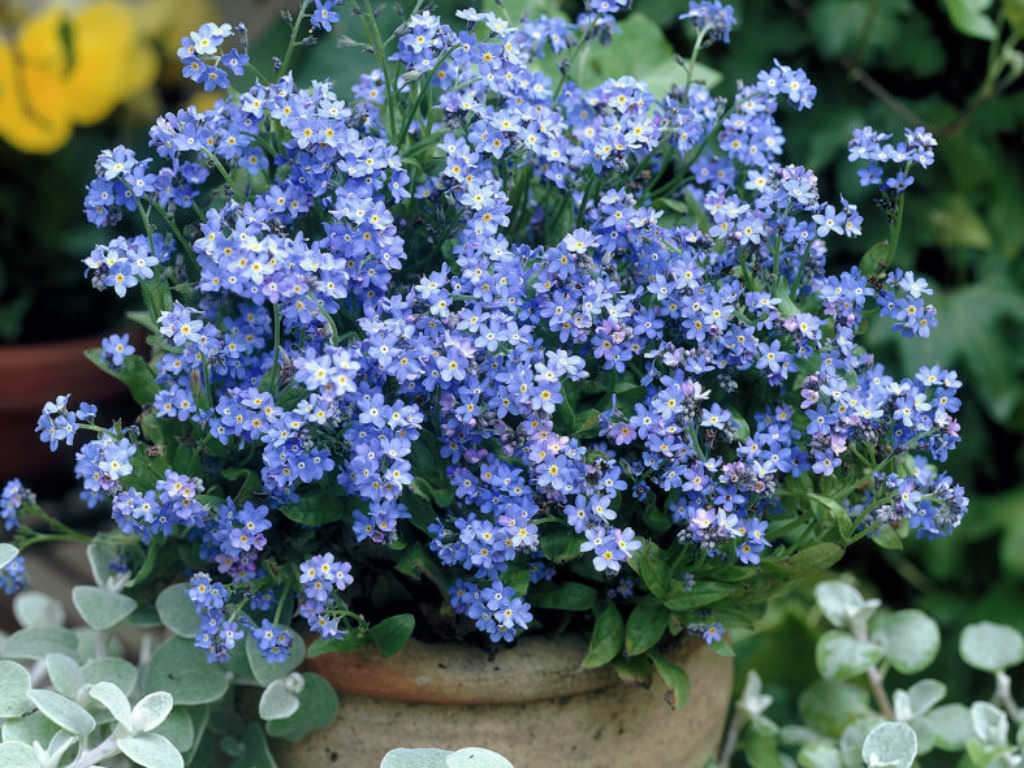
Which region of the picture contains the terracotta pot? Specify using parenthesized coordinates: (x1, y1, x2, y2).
(0, 331, 135, 483)
(278, 634, 733, 768)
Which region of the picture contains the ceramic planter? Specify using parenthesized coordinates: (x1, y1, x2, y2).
(278, 634, 733, 768)
(0, 331, 135, 483)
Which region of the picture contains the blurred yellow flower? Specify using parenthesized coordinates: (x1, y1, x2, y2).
(0, 0, 219, 155)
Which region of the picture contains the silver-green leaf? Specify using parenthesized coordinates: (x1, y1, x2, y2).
(0, 742, 41, 768)
(116, 732, 185, 768)
(89, 681, 132, 730)
(959, 622, 1024, 672)
(258, 678, 301, 721)
(815, 631, 883, 680)
(0, 660, 32, 717)
(71, 586, 137, 632)
(27, 689, 96, 736)
(155, 583, 201, 639)
(381, 749, 452, 768)
(861, 722, 917, 768)
(869, 610, 940, 674)
(131, 691, 174, 733)
(12, 591, 66, 629)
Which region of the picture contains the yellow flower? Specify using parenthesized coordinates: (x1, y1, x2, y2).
(64, 1, 159, 126)
(0, 9, 73, 154)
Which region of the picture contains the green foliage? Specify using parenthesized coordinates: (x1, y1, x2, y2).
(722, 582, 1024, 768)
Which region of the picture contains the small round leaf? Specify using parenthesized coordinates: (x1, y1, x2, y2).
(959, 622, 1024, 672)
(862, 721, 918, 768)
(0, 660, 32, 717)
(155, 584, 200, 639)
(45, 653, 84, 700)
(82, 657, 138, 693)
(142, 637, 228, 706)
(264, 673, 338, 743)
(0, 742, 41, 768)
(258, 679, 301, 721)
(870, 610, 940, 674)
(71, 586, 137, 632)
(814, 581, 865, 628)
(815, 631, 883, 680)
(13, 591, 66, 629)
(131, 691, 174, 733)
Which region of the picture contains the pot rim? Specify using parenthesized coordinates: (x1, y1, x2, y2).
(303, 632, 704, 705)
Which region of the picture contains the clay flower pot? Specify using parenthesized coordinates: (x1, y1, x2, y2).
(0, 331, 137, 484)
(279, 634, 733, 768)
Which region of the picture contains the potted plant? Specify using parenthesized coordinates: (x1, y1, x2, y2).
(0, 0, 216, 484)
(0, 0, 969, 764)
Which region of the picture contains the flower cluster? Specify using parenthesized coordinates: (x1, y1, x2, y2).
(849, 126, 937, 193)
(4, 1, 967, 660)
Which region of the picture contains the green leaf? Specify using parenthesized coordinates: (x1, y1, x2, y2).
(663, 580, 736, 612)
(798, 680, 871, 738)
(132, 692, 175, 733)
(245, 629, 305, 686)
(0, 660, 32, 717)
(941, 0, 999, 39)
(579, 13, 721, 95)
(395, 542, 451, 595)
(859, 241, 890, 277)
(581, 602, 625, 669)
(539, 530, 583, 563)
(264, 673, 338, 743)
(307, 631, 370, 658)
(3, 627, 79, 660)
(0, 543, 18, 571)
(155, 583, 201, 639)
(12, 591, 66, 629)
(862, 722, 918, 768)
(258, 678, 301, 721)
(530, 582, 597, 612)
(647, 648, 690, 710)
(959, 621, 1024, 671)
(71, 585, 138, 631)
(814, 580, 879, 629)
(90, 681, 133, 729)
(116, 732, 185, 768)
(228, 721, 278, 768)
(870, 610, 940, 674)
(279, 495, 348, 527)
(920, 704, 973, 751)
(779, 543, 845, 575)
(0, 743, 41, 768)
(797, 741, 842, 768)
(627, 539, 669, 598)
(152, 708, 195, 753)
(143, 637, 229, 705)
(625, 603, 668, 657)
(815, 630, 884, 680)
(82, 658, 138, 693)
(0, 713, 58, 757)
(369, 614, 415, 658)
(904, 679, 947, 719)
(85, 348, 159, 404)
(27, 689, 96, 736)
(612, 655, 652, 686)
(970, 701, 1009, 746)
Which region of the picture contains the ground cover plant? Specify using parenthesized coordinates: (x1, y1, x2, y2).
(0, 0, 972, 752)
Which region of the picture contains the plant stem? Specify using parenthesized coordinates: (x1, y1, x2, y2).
(853, 623, 894, 719)
(717, 707, 748, 766)
(269, 302, 283, 393)
(281, 0, 313, 74)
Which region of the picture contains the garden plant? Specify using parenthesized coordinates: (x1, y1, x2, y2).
(0, 0, 974, 762)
